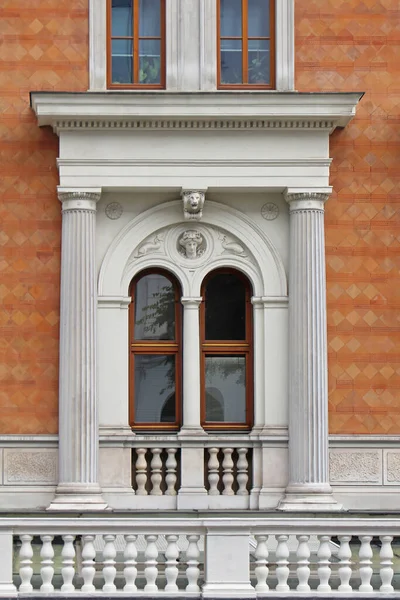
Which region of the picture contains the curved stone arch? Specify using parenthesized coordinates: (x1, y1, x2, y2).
(98, 199, 287, 297)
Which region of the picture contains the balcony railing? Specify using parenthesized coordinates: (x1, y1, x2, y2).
(1, 516, 400, 597)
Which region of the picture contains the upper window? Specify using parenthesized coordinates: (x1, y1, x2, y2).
(107, 0, 165, 89)
(217, 0, 275, 89)
(200, 269, 253, 430)
(129, 270, 181, 430)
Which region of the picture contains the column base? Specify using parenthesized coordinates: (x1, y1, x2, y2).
(278, 483, 344, 512)
(47, 483, 109, 511)
(178, 426, 207, 437)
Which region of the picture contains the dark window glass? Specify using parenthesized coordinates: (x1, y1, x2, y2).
(111, 39, 133, 83)
(139, 40, 161, 84)
(139, 0, 161, 36)
(205, 356, 246, 422)
(220, 0, 242, 37)
(112, 0, 133, 37)
(134, 274, 175, 340)
(220, 40, 242, 85)
(248, 0, 270, 37)
(134, 355, 175, 423)
(205, 273, 246, 340)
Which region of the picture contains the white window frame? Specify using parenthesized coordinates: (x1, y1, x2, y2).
(89, 0, 294, 91)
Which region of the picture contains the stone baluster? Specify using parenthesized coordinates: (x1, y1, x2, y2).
(379, 535, 394, 592)
(135, 448, 148, 495)
(338, 535, 352, 592)
(123, 534, 138, 592)
(207, 448, 220, 495)
(317, 535, 331, 592)
(280, 190, 341, 511)
(81, 534, 96, 592)
(254, 535, 269, 592)
(40, 535, 54, 592)
(150, 448, 163, 495)
(61, 534, 76, 592)
(165, 534, 180, 592)
(49, 189, 106, 510)
(359, 535, 373, 592)
(275, 534, 290, 592)
(165, 448, 178, 495)
(186, 534, 200, 592)
(236, 448, 249, 495)
(102, 534, 117, 592)
(19, 534, 33, 592)
(144, 535, 158, 592)
(222, 448, 234, 495)
(296, 534, 310, 591)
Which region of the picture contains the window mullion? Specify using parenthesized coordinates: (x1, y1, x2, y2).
(242, 0, 248, 84)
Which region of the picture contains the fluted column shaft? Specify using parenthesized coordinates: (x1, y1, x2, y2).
(48, 189, 107, 511)
(279, 191, 341, 512)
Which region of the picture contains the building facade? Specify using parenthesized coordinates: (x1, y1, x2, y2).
(1, 0, 400, 517)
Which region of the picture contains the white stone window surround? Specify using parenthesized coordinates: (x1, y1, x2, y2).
(89, 0, 294, 91)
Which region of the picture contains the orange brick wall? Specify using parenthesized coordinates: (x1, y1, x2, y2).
(296, 0, 400, 433)
(1, 1, 399, 435)
(0, 1, 89, 433)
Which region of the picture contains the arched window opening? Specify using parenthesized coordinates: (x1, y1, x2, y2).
(201, 269, 253, 430)
(129, 270, 181, 430)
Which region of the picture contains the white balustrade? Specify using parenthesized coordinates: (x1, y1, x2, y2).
(206, 446, 251, 496)
(207, 448, 220, 495)
(6, 517, 400, 596)
(150, 449, 163, 496)
(61, 534, 75, 592)
(237, 447, 249, 495)
(133, 447, 180, 496)
(135, 448, 148, 495)
(165, 448, 178, 496)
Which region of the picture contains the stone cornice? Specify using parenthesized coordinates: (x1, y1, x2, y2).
(30, 91, 363, 133)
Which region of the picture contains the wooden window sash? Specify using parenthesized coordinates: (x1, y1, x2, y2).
(107, 0, 166, 89)
(217, 0, 275, 89)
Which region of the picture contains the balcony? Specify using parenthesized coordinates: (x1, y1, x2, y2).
(1, 515, 400, 597)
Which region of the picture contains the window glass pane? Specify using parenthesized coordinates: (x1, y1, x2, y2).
(248, 0, 270, 38)
(205, 356, 246, 422)
(111, 39, 133, 83)
(134, 274, 175, 340)
(248, 39, 270, 84)
(139, 40, 161, 84)
(112, 0, 133, 37)
(220, 40, 242, 85)
(205, 273, 246, 340)
(134, 355, 176, 423)
(139, 0, 161, 37)
(220, 0, 242, 37)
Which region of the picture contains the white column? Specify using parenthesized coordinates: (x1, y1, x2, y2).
(48, 188, 107, 511)
(279, 190, 342, 511)
(178, 297, 207, 509)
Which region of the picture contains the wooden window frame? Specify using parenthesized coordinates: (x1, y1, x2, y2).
(107, 0, 166, 89)
(200, 269, 254, 431)
(217, 0, 275, 90)
(129, 269, 182, 430)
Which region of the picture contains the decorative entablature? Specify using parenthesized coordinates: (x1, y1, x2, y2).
(30, 91, 363, 192)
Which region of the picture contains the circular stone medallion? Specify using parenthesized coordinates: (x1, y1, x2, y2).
(105, 202, 123, 220)
(261, 202, 279, 221)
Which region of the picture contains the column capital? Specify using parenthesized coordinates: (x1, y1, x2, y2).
(252, 296, 289, 309)
(58, 187, 102, 212)
(284, 188, 331, 212)
(181, 297, 202, 308)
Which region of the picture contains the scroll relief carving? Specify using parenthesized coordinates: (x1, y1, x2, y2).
(218, 232, 248, 258)
(5, 451, 57, 484)
(329, 451, 381, 483)
(178, 230, 206, 259)
(182, 190, 205, 221)
(386, 453, 400, 483)
(132, 234, 164, 259)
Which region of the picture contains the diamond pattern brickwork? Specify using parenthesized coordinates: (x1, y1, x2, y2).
(296, 0, 400, 433)
(0, 1, 89, 433)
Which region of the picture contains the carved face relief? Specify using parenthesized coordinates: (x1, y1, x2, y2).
(178, 230, 205, 259)
(182, 190, 205, 220)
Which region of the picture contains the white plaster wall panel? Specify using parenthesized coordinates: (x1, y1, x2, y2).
(60, 130, 329, 162)
(329, 450, 382, 485)
(0, 449, 3, 485)
(99, 448, 132, 488)
(384, 450, 400, 485)
(262, 448, 289, 487)
(263, 303, 289, 427)
(98, 298, 130, 430)
(4, 449, 57, 485)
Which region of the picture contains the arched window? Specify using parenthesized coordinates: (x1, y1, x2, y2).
(200, 269, 253, 430)
(129, 270, 181, 430)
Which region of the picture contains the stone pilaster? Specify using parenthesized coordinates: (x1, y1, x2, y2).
(48, 188, 108, 511)
(279, 190, 342, 511)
